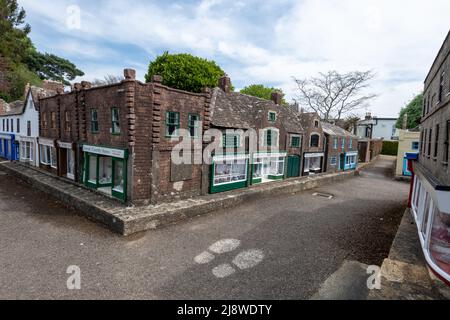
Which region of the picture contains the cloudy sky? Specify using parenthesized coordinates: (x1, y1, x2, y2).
(19, 0, 450, 117)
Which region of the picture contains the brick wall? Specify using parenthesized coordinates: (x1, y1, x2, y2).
(421, 31, 450, 185)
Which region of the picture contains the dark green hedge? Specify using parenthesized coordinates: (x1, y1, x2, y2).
(381, 141, 399, 156)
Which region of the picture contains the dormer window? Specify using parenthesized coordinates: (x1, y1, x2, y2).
(268, 111, 277, 123)
(314, 120, 319, 128)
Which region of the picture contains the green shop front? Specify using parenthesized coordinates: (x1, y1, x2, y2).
(82, 144, 128, 202)
(210, 152, 288, 194)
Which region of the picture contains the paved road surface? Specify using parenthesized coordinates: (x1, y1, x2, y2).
(0, 156, 409, 299)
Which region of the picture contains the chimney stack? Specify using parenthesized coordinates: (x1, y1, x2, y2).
(151, 74, 163, 84)
(271, 90, 283, 105)
(42, 80, 64, 92)
(81, 81, 92, 89)
(124, 68, 136, 80)
(23, 83, 31, 99)
(219, 74, 231, 93)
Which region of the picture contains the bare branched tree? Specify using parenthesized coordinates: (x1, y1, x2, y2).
(294, 71, 377, 121)
(92, 75, 124, 87)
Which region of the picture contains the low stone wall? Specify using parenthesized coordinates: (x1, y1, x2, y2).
(1, 161, 358, 235)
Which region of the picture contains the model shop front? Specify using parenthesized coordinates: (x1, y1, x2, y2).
(303, 152, 324, 176)
(0, 133, 19, 161)
(82, 144, 128, 202)
(210, 152, 287, 193)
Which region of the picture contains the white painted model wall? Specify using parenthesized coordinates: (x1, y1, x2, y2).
(20, 95, 40, 166)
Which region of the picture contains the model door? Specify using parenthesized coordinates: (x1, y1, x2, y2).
(403, 158, 412, 176)
(287, 155, 300, 178)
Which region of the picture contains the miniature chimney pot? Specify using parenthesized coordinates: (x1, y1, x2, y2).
(124, 68, 136, 80)
(219, 75, 232, 93)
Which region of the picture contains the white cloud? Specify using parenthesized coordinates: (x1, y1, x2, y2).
(19, 0, 450, 117)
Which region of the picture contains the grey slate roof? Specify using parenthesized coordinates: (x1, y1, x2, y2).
(209, 88, 304, 133)
(321, 121, 357, 138)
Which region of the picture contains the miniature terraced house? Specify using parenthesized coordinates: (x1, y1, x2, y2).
(299, 113, 326, 175)
(0, 83, 57, 164)
(208, 77, 304, 193)
(410, 31, 450, 283)
(321, 122, 359, 172)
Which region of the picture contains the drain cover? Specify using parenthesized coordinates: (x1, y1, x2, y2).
(312, 192, 334, 199)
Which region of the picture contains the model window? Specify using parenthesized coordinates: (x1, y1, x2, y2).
(16, 119, 20, 133)
(349, 139, 353, 149)
(111, 108, 120, 134)
(341, 137, 346, 149)
(99, 157, 113, 185)
(88, 155, 97, 183)
(412, 141, 420, 150)
(223, 133, 240, 148)
(434, 124, 439, 158)
(50, 112, 56, 129)
(444, 120, 449, 163)
(50, 147, 57, 168)
(6, 118, 9, 131)
(188, 114, 200, 137)
(113, 160, 125, 193)
(213, 159, 247, 186)
(27, 121, 31, 136)
(423, 98, 427, 117)
(330, 157, 337, 166)
(2, 119, 4, 131)
(264, 129, 278, 147)
(333, 138, 338, 149)
(291, 135, 300, 148)
(268, 111, 277, 122)
(310, 134, 320, 148)
(346, 155, 356, 165)
(439, 71, 445, 102)
(428, 128, 432, 157)
(65, 111, 71, 132)
(314, 120, 319, 128)
(165, 111, 180, 137)
(41, 113, 47, 129)
(91, 109, 99, 133)
(422, 129, 427, 155)
(10, 119, 13, 132)
(21, 142, 33, 161)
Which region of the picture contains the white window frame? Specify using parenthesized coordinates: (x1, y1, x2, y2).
(330, 157, 337, 166)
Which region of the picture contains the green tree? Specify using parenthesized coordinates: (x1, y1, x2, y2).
(240, 84, 287, 104)
(0, 0, 32, 64)
(25, 49, 84, 85)
(145, 52, 227, 93)
(0, 0, 84, 101)
(395, 93, 423, 129)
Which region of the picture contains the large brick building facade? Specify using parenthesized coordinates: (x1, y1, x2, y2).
(410, 30, 450, 284)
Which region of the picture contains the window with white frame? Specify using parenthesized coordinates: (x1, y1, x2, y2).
(346, 155, 356, 165)
(21, 142, 33, 161)
(40, 144, 56, 167)
(330, 157, 337, 166)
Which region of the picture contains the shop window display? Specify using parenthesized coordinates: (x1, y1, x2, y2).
(213, 160, 247, 186)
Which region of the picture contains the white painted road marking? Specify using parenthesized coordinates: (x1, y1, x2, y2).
(212, 264, 236, 278)
(209, 239, 241, 254)
(232, 250, 264, 270)
(194, 251, 215, 264)
(194, 239, 264, 278)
